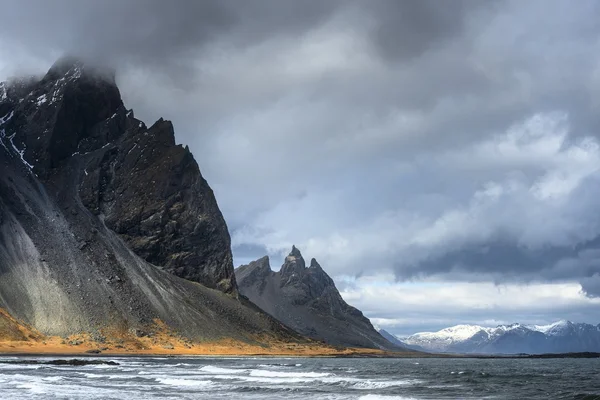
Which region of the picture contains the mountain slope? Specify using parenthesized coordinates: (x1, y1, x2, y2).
(1, 58, 235, 293)
(402, 321, 600, 354)
(0, 58, 300, 344)
(235, 247, 402, 350)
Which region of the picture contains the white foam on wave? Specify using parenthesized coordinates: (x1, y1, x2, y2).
(137, 371, 152, 375)
(42, 376, 64, 382)
(7, 375, 51, 395)
(359, 395, 418, 400)
(116, 367, 136, 372)
(83, 373, 104, 378)
(249, 370, 330, 378)
(256, 363, 302, 368)
(5, 371, 147, 399)
(222, 375, 322, 385)
(352, 379, 422, 389)
(220, 373, 364, 387)
(0, 364, 43, 370)
(200, 365, 246, 374)
(92, 364, 118, 369)
(14, 382, 47, 394)
(174, 363, 194, 367)
(156, 377, 214, 388)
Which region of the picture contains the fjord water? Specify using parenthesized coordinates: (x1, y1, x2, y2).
(0, 357, 598, 399)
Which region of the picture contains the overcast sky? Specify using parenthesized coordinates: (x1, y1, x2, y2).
(1, 0, 599, 336)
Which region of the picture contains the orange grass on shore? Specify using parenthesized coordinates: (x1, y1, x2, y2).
(0, 336, 402, 357)
(0, 308, 424, 357)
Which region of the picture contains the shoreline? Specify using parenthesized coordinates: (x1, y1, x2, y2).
(0, 345, 597, 359)
(0, 337, 422, 358)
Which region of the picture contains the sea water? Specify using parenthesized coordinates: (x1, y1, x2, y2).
(0, 356, 598, 399)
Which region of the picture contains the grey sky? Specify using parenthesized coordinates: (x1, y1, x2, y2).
(1, 0, 599, 335)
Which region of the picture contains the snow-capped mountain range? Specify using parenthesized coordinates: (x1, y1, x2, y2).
(393, 321, 600, 354)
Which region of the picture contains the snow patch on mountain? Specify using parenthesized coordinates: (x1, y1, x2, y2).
(401, 321, 600, 354)
(0, 82, 7, 101)
(529, 320, 569, 335)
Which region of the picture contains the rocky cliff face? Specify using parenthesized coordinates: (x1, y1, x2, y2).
(0, 57, 235, 293)
(0, 58, 298, 342)
(236, 246, 402, 350)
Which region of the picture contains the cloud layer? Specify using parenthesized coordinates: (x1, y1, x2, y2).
(1, 0, 599, 331)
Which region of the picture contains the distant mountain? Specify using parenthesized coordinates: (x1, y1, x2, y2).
(401, 321, 600, 354)
(379, 329, 426, 352)
(235, 247, 403, 350)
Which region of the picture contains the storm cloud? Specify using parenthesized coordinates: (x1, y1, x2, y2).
(1, 0, 599, 332)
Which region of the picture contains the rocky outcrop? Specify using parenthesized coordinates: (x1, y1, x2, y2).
(0, 57, 235, 293)
(0, 58, 300, 342)
(236, 246, 403, 350)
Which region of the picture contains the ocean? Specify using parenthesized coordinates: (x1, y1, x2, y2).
(0, 356, 598, 399)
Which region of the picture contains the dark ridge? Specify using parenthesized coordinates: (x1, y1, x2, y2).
(236, 246, 405, 351)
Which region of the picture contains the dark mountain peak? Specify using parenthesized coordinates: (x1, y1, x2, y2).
(239, 256, 271, 274)
(235, 249, 403, 350)
(46, 56, 85, 79)
(309, 258, 321, 269)
(289, 245, 302, 258)
(281, 245, 306, 277)
(280, 250, 335, 289)
(44, 55, 116, 85)
(147, 117, 176, 147)
(1, 58, 124, 173)
(235, 256, 273, 290)
(307, 258, 336, 288)
(255, 255, 271, 267)
(0, 58, 237, 294)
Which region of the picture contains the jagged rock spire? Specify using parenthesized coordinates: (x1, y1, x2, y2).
(281, 245, 306, 278)
(235, 246, 400, 350)
(309, 258, 321, 269)
(289, 245, 302, 258)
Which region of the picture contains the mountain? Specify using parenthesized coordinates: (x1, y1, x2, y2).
(401, 321, 600, 354)
(235, 247, 402, 350)
(378, 329, 426, 352)
(0, 57, 301, 345)
(2, 58, 236, 293)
